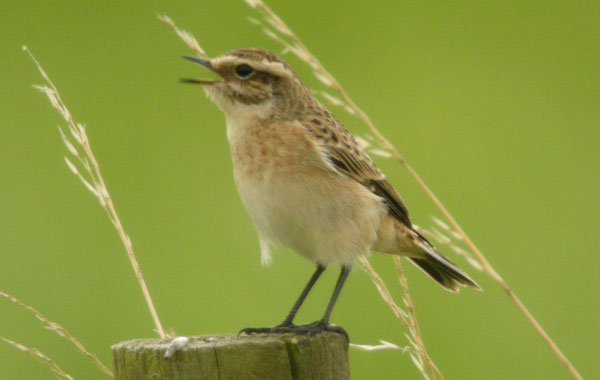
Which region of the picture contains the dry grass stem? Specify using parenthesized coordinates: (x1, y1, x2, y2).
(350, 340, 408, 352)
(0, 291, 113, 377)
(158, 15, 207, 58)
(393, 256, 444, 380)
(1, 337, 75, 380)
(358, 257, 441, 379)
(358, 257, 409, 325)
(242, 2, 582, 379)
(23, 46, 166, 340)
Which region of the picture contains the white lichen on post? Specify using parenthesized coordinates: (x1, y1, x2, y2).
(112, 333, 349, 380)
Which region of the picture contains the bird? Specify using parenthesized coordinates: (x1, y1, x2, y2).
(183, 48, 480, 337)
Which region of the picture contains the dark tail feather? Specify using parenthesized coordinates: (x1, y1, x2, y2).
(409, 251, 481, 292)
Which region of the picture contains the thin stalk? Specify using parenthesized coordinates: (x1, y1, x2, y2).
(24, 46, 166, 339)
(394, 256, 444, 380)
(359, 257, 441, 379)
(0, 291, 113, 377)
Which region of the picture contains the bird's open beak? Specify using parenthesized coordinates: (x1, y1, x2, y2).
(181, 56, 221, 85)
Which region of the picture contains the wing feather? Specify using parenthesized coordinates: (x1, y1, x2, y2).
(299, 115, 412, 227)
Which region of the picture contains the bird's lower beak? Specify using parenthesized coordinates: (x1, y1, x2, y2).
(181, 55, 221, 85)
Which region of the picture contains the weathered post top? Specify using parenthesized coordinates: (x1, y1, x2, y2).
(112, 332, 349, 380)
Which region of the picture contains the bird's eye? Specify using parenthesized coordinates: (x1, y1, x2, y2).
(235, 64, 255, 78)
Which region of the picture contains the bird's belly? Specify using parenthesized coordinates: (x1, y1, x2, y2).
(233, 164, 383, 266)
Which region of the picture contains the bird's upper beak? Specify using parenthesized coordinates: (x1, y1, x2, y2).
(181, 56, 221, 85)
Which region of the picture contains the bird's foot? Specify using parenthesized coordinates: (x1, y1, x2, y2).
(239, 320, 348, 341)
(289, 320, 348, 340)
(238, 321, 293, 336)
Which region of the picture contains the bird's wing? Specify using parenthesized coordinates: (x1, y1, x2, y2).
(299, 115, 412, 227)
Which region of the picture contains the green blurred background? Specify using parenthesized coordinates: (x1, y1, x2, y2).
(1, 1, 599, 379)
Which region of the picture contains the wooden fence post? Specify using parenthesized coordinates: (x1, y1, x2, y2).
(112, 332, 349, 380)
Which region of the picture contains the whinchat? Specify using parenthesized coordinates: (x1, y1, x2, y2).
(183, 48, 479, 337)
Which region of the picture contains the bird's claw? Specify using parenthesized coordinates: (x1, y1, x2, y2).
(238, 321, 348, 341)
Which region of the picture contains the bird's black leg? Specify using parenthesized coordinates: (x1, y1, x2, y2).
(298, 265, 351, 339)
(239, 265, 325, 335)
(280, 264, 326, 326)
(319, 265, 351, 326)
(240, 265, 351, 341)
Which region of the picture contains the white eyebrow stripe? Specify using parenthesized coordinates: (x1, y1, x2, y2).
(211, 55, 293, 79)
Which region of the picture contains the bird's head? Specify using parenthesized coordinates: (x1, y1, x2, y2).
(183, 48, 309, 120)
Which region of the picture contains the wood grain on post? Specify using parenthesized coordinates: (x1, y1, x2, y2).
(112, 333, 349, 380)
